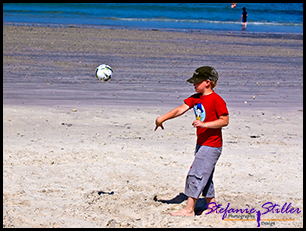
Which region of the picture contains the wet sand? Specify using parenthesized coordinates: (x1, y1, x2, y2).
(3, 25, 303, 227)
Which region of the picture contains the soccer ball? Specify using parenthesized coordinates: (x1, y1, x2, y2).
(95, 64, 113, 82)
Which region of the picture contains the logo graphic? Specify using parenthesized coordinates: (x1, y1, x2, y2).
(194, 103, 205, 122)
(205, 202, 301, 227)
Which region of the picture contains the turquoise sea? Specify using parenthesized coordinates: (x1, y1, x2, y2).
(3, 3, 303, 33)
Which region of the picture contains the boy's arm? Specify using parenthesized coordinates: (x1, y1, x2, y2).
(192, 114, 229, 129)
(154, 103, 190, 131)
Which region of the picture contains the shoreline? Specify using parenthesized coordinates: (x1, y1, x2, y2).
(3, 22, 303, 39)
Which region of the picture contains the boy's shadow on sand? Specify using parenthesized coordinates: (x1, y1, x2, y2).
(153, 192, 207, 215)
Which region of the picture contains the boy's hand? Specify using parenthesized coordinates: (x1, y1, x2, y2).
(192, 115, 229, 129)
(192, 120, 205, 128)
(154, 117, 164, 131)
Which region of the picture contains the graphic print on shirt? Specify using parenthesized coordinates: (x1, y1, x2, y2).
(194, 103, 206, 122)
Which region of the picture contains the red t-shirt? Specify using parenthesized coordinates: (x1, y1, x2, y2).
(184, 92, 229, 148)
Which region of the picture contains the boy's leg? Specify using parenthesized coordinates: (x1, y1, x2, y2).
(202, 169, 214, 197)
(170, 197, 218, 216)
(175, 146, 221, 216)
(185, 146, 221, 199)
(170, 197, 197, 217)
(202, 168, 218, 214)
(171, 146, 222, 217)
(204, 197, 219, 214)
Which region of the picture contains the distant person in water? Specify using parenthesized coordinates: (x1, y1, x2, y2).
(241, 7, 248, 29)
(231, 3, 237, 9)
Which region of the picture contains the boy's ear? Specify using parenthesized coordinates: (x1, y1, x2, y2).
(205, 80, 211, 87)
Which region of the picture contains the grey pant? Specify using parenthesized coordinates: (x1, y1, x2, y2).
(185, 145, 222, 199)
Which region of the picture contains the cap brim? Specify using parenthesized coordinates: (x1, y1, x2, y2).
(187, 76, 204, 84)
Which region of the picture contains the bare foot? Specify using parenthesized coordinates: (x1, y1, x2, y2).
(170, 209, 195, 217)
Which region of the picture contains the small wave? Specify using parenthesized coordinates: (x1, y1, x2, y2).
(105, 16, 303, 27)
(248, 21, 303, 27)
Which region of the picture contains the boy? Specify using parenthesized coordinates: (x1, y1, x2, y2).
(154, 66, 229, 216)
(241, 7, 248, 29)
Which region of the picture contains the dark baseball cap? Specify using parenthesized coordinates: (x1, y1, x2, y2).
(187, 66, 219, 84)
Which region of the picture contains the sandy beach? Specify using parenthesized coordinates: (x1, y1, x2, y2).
(3, 25, 303, 227)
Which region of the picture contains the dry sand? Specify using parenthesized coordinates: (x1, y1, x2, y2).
(3, 25, 303, 227)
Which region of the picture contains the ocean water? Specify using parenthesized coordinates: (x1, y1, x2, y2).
(3, 3, 303, 34)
